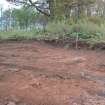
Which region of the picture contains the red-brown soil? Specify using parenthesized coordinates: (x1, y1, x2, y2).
(0, 41, 105, 105)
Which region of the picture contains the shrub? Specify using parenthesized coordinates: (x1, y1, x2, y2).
(46, 21, 70, 38)
(44, 19, 105, 41)
(88, 16, 104, 25)
(0, 18, 105, 43)
(69, 20, 105, 39)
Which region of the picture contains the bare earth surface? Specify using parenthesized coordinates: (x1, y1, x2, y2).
(0, 41, 105, 105)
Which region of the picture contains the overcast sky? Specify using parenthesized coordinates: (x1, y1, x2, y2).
(0, 0, 39, 10)
(0, 0, 21, 10)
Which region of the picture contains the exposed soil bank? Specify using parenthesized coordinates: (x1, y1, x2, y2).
(0, 37, 104, 50)
(39, 37, 105, 50)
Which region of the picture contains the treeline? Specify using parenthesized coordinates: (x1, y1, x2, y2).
(5, 0, 105, 23)
(6, 0, 105, 18)
(0, 0, 104, 42)
(47, 0, 105, 21)
(0, 7, 39, 31)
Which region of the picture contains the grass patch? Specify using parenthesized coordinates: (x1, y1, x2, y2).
(0, 19, 105, 45)
(0, 29, 42, 40)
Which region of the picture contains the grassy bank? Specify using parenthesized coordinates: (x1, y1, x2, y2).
(0, 19, 105, 45)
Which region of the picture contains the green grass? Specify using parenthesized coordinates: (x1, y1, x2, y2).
(45, 20, 105, 43)
(0, 29, 42, 40)
(0, 19, 105, 44)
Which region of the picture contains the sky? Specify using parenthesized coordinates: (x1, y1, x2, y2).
(0, 0, 20, 10)
(0, 0, 39, 10)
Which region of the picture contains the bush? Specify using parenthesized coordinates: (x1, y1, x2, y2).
(0, 18, 105, 43)
(88, 16, 104, 25)
(69, 20, 105, 39)
(44, 19, 105, 42)
(46, 21, 70, 36)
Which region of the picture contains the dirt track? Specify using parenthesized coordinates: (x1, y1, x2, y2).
(0, 41, 105, 105)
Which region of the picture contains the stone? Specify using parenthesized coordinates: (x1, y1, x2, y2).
(71, 57, 86, 64)
(7, 101, 16, 105)
(10, 95, 20, 103)
(80, 72, 85, 77)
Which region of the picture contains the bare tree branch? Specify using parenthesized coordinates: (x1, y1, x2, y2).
(6, 0, 50, 16)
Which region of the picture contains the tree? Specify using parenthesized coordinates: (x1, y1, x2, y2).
(7, 0, 96, 19)
(12, 7, 38, 30)
(3, 9, 13, 31)
(7, 0, 50, 16)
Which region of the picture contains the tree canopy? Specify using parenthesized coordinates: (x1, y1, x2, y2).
(6, 0, 96, 19)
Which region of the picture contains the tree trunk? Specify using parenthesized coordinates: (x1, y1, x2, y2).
(48, 0, 55, 19)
